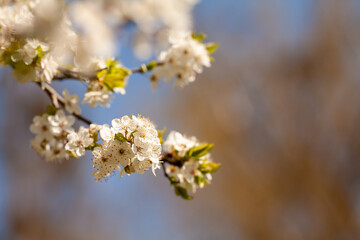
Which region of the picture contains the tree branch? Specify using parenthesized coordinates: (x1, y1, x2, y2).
(36, 82, 92, 125)
(161, 153, 183, 167)
(54, 62, 163, 82)
(131, 62, 164, 73)
(54, 67, 98, 82)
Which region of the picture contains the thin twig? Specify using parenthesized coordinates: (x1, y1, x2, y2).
(54, 62, 162, 82)
(36, 82, 92, 125)
(131, 62, 164, 73)
(54, 67, 99, 82)
(161, 153, 183, 167)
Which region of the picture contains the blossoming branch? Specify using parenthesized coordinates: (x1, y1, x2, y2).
(0, 0, 220, 200)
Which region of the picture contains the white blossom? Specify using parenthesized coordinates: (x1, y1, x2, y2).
(99, 124, 114, 142)
(63, 89, 81, 115)
(91, 140, 135, 182)
(38, 54, 58, 86)
(163, 130, 197, 157)
(29, 114, 53, 140)
(48, 110, 75, 136)
(82, 81, 111, 108)
(65, 126, 93, 157)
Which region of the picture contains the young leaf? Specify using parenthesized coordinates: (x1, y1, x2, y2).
(199, 162, 221, 174)
(145, 61, 158, 71)
(194, 175, 206, 188)
(96, 60, 131, 92)
(67, 151, 79, 159)
(174, 186, 193, 200)
(45, 105, 57, 115)
(192, 32, 207, 42)
(169, 177, 178, 184)
(206, 43, 219, 54)
(185, 144, 214, 160)
(157, 127, 167, 144)
(115, 133, 127, 142)
(86, 132, 100, 151)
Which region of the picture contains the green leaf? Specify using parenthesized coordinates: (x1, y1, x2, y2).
(67, 151, 79, 159)
(194, 175, 202, 185)
(36, 46, 44, 59)
(185, 144, 214, 160)
(128, 129, 138, 142)
(157, 127, 167, 144)
(206, 43, 219, 54)
(1, 41, 20, 66)
(86, 132, 100, 151)
(103, 68, 130, 90)
(139, 61, 158, 73)
(192, 32, 207, 42)
(102, 81, 113, 92)
(96, 60, 131, 92)
(45, 105, 57, 115)
(145, 61, 158, 72)
(199, 162, 221, 174)
(169, 177, 178, 184)
(174, 186, 193, 200)
(194, 175, 207, 188)
(96, 69, 107, 80)
(115, 133, 128, 142)
(86, 143, 101, 151)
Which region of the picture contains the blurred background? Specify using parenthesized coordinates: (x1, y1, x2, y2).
(2, 0, 360, 239)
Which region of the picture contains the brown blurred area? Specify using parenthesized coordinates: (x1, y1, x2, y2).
(170, 0, 360, 239)
(2, 0, 360, 240)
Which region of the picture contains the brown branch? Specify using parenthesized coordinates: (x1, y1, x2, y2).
(161, 153, 183, 167)
(36, 82, 92, 125)
(54, 67, 99, 82)
(131, 62, 164, 73)
(54, 62, 163, 82)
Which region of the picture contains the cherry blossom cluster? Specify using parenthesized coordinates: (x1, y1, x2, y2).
(152, 33, 217, 88)
(163, 131, 220, 199)
(30, 110, 75, 162)
(0, 0, 71, 86)
(92, 115, 162, 181)
(1, 0, 220, 199)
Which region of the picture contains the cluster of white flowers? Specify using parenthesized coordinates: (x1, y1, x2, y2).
(152, 32, 211, 88)
(30, 110, 75, 162)
(163, 131, 218, 196)
(0, 0, 71, 86)
(82, 81, 112, 108)
(30, 109, 93, 161)
(92, 115, 162, 181)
